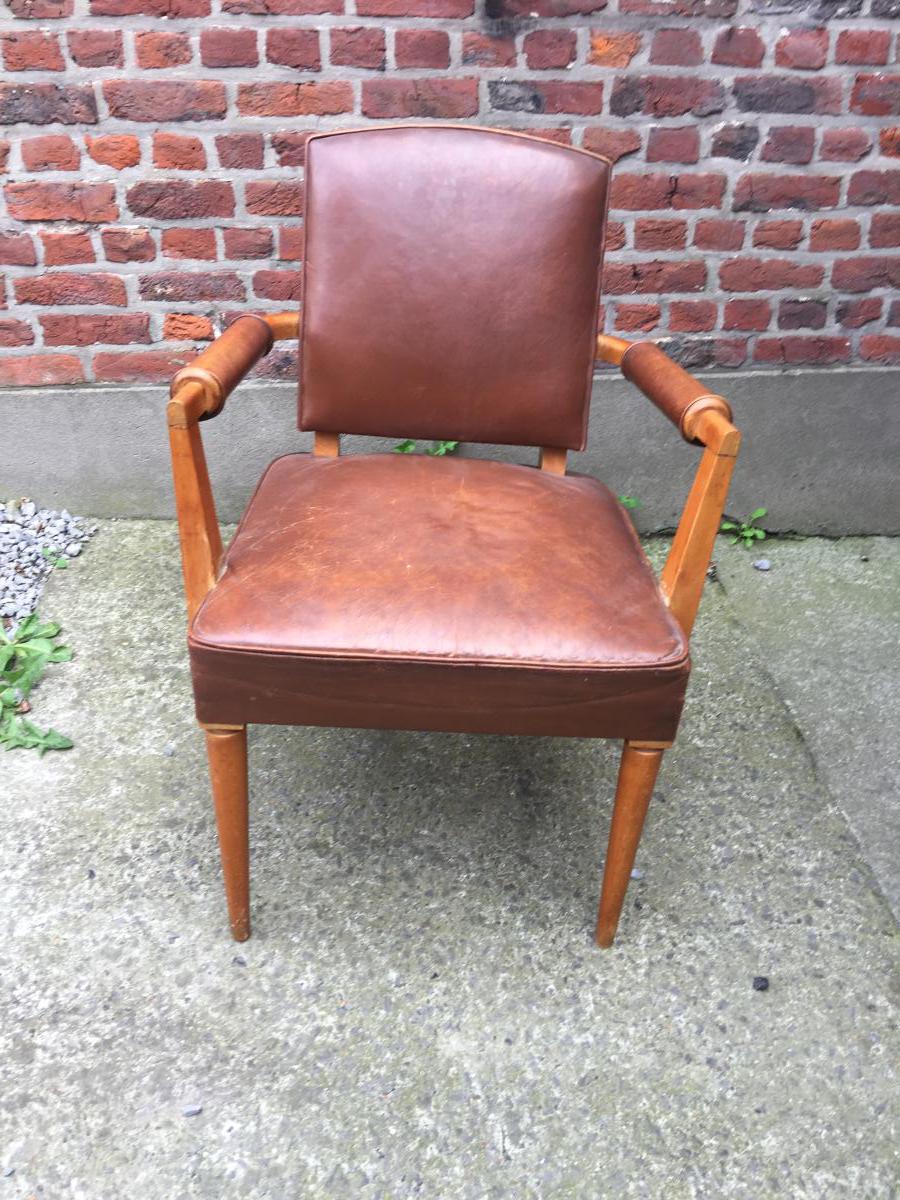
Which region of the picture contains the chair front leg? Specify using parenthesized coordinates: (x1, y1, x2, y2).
(204, 725, 250, 941)
(595, 741, 664, 947)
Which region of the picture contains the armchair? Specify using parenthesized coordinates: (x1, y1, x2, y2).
(167, 126, 740, 947)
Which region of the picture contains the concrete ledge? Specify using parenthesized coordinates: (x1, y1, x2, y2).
(6, 366, 899, 533)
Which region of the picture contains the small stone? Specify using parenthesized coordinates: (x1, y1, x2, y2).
(65, 542, 82, 557)
(752, 975, 770, 991)
(2, 1166, 15, 1177)
(752, 558, 771, 572)
(630, 867, 644, 879)
(232, 955, 247, 967)
(182, 1103, 203, 1117)
(163, 744, 175, 758)
(19, 500, 35, 519)
(860, 555, 869, 563)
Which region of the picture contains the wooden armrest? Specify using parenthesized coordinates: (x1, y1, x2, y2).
(167, 311, 300, 428)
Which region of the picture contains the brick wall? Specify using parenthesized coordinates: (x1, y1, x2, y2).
(0, 0, 898, 388)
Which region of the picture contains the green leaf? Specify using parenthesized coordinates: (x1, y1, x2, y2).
(427, 440, 459, 457)
(618, 495, 640, 510)
(720, 521, 737, 532)
(756, 529, 767, 541)
(394, 439, 416, 454)
(13, 614, 40, 641)
(48, 645, 72, 662)
(749, 507, 768, 522)
(54, 558, 67, 570)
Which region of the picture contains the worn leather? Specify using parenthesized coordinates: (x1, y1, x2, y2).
(620, 341, 733, 445)
(189, 454, 689, 739)
(299, 126, 610, 452)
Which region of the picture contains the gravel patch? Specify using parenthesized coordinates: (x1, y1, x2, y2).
(0, 498, 96, 623)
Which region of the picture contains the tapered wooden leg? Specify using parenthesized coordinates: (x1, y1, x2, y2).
(204, 726, 250, 941)
(595, 742, 664, 948)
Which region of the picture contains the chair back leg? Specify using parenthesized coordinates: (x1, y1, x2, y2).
(204, 726, 250, 941)
(595, 742, 664, 947)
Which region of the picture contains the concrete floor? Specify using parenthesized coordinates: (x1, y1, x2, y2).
(2, 524, 898, 1199)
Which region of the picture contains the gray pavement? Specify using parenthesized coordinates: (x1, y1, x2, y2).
(2, 523, 898, 1198)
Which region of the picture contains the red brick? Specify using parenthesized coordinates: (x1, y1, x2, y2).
(820, 128, 872, 162)
(761, 126, 815, 165)
(396, 29, 450, 68)
(237, 81, 353, 117)
(775, 28, 828, 71)
(67, 29, 122, 67)
(881, 128, 900, 157)
(93, 349, 197, 383)
(6, 182, 116, 223)
(355, 0, 471, 12)
(619, 0, 737, 11)
(224, 227, 273, 258)
(832, 256, 900, 292)
(41, 313, 149, 345)
(650, 28, 702, 67)
(92, 0, 209, 13)
(139, 271, 245, 302)
(714, 339, 748, 368)
(41, 230, 94, 266)
(719, 258, 823, 291)
(809, 218, 860, 252)
(603, 259, 706, 294)
(0, 319, 34, 347)
(711, 124, 759, 160)
(15, 272, 126, 306)
(162, 228, 217, 260)
(634, 218, 687, 250)
(711, 27, 764, 68)
(734, 75, 841, 116)
(104, 81, 226, 122)
(153, 133, 206, 171)
(253, 270, 302, 301)
(492, 0, 603, 12)
(331, 27, 385, 69)
(848, 171, 900, 206)
(164, 313, 214, 341)
(733, 174, 840, 212)
(364, 79, 478, 119)
(611, 76, 725, 119)
(582, 128, 641, 163)
(646, 127, 699, 164)
(2, 32, 64, 71)
(279, 227, 304, 261)
(673, 174, 726, 209)
(836, 30, 890, 66)
(614, 303, 660, 332)
(135, 31, 192, 69)
(753, 220, 804, 250)
(21, 135, 79, 172)
(245, 181, 304, 216)
(461, 33, 515, 67)
(524, 30, 576, 70)
(694, 219, 744, 251)
(0, 141, 7, 172)
(271, 131, 312, 166)
(0, 354, 84, 387)
(604, 221, 626, 251)
(7, 0, 72, 14)
(670, 300, 716, 332)
(754, 337, 849, 366)
(588, 32, 641, 67)
(724, 298, 770, 331)
(836, 298, 881, 328)
(870, 213, 900, 248)
(224, 0, 339, 12)
(888, 301, 900, 328)
(265, 29, 320, 69)
(778, 298, 826, 330)
(86, 134, 140, 170)
(851, 74, 900, 117)
(860, 335, 900, 364)
(127, 181, 234, 220)
(216, 134, 264, 170)
(102, 227, 156, 263)
(488, 80, 604, 116)
(1, 230, 40, 266)
(0, 84, 96, 125)
(201, 27, 258, 67)
(611, 173, 674, 210)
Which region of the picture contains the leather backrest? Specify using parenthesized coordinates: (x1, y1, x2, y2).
(299, 126, 610, 451)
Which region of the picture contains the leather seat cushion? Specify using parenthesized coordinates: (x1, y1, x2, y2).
(189, 454, 690, 739)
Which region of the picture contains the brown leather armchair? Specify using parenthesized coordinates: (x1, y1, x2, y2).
(167, 126, 740, 947)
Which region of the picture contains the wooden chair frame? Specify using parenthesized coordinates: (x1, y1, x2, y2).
(168, 313, 740, 947)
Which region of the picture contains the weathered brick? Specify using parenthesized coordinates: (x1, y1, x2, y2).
(0, 231, 37, 265)
(21, 135, 79, 172)
(635, 218, 687, 250)
(832, 256, 900, 292)
(859, 335, 900, 364)
(614, 303, 660, 332)
(6, 182, 116, 222)
(253, 270, 302, 301)
(611, 76, 725, 119)
(153, 133, 206, 171)
(809, 218, 860, 251)
(238, 82, 353, 117)
(734, 75, 841, 116)
(870, 213, 900, 248)
(461, 33, 515, 67)
(881, 128, 900, 158)
(754, 337, 849, 366)
(588, 32, 641, 68)
(670, 300, 716, 332)
(41, 312, 150, 345)
(821, 128, 872, 161)
(265, 29, 320, 69)
(7, 0, 72, 14)
(104, 81, 227, 122)
(761, 126, 815, 165)
(86, 134, 140, 170)
(202, 28, 259, 67)
(2, 31, 64, 71)
(778, 298, 827, 330)
(224, 227, 274, 258)
(331, 28, 386, 69)
(775, 28, 828, 71)
(724, 298, 770, 331)
(396, 29, 450, 69)
(270, 131, 312, 166)
(245, 181, 304, 215)
(646, 127, 699, 164)
(15, 272, 126, 306)
(521, 29, 575, 70)
(481, 0, 597, 12)
(356, 0, 472, 13)
(0, 84, 97, 125)
(224, 0, 339, 12)
(619, 0, 737, 12)
(719, 258, 824, 291)
(850, 74, 900, 117)
(0, 319, 35, 348)
(711, 27, 764, 68)
(67, 29, 123, 67)
(91, 0, 209, 13)
(134, 31, 192, 69)
(847, 171, 900, 206)
(127, 181, 234, 220)
(694, 219, 744, 251)
(650, 29, 702, 67)
(365, 79, 479, 119)
(711, 124, 759, 160)
(41, 230, 94, 265)
(279, 227, 304, 261)
(93, 348, 197, 383)
(582, 128, 641, 162)
(836, 30, 890, 66)
(0, 354, 84, 387)
(753, 220, 804, 250)
(488, 81, 603, 116)
(733, 173, 841, 212)
(216, 133, 264, 170)
(162, 228, 217, 259)
(139, 271, 245, 302)
(603, 259, 706, 294)
(836, 298, 881, 328)
(604, 221, 626, 251)
(164, 313, 215, 341)
(101, 227, 155, 262)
